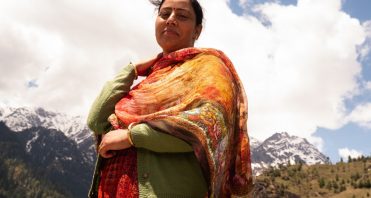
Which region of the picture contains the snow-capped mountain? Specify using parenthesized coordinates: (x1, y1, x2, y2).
(0, 105, 330, 177)
(0, 106, 89, 142)
(249, 136, 262, 150)
(251, 132, 330, 175)
(0, 105, 95, 163)
(0, 105, 98, 197)
(0, 122, 93, 197)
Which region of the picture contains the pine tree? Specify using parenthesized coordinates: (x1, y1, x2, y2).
(366, 179, 371, 188)
(326, 180, 332, 190)
(339, 184, 346, 192)
(333, 181, 339, 190)
(319, 178, 325, 188)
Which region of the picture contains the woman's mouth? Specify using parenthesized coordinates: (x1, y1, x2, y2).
(163, 29, 179, 36)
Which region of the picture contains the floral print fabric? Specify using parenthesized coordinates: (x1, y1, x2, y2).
(113, 48, 252, 197)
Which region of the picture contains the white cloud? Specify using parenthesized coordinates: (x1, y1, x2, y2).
(199, 0, 366, 140)
(366, 82, 371, 90)
(238, 0, 247, 5)
(307, 136, 324, 152)
(0, 0, 159, 116)
(0, 0, 369, 144)
(363, 20, 371, 37)
(358, 20, 371, 60)
(347, 103, 371, 128)
(338, 148, 363, 161)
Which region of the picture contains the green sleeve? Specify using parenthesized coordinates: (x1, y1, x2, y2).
(130, 123, 193, 153)
(87, 64, 136, 134)
(87, 63, 193, 153)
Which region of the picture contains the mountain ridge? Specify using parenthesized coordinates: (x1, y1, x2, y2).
(0, 105, 330, 177)
(0, 105, 96, 164)
(0, 122, 93, 197)
(251, 131, 330, 175)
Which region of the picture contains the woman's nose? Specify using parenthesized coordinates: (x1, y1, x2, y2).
(166, 12, 177, 26)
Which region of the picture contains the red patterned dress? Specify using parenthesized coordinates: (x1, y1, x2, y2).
(98, 148, 138, 198)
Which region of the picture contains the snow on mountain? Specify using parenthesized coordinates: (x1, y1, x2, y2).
(26, 129, 40, 153)
(1, 105, 330, 176)
(0, 105, 96, 163)
(0, 104, 13, 118)
(0, 122, 94, 197)
(251, 132, 330, 175)
(0, 106, 90, 144)
(249, 136, 262, 150)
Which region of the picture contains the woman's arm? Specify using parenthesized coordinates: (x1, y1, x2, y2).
(87, 59, 193, 157)
(87, 53, 162, 133)
(98, 123, 193, 158)
(130, 123, 193, 153)
(87, 63, 137, 134)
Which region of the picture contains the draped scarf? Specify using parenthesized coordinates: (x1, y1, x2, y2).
(112, 48, 252, 197)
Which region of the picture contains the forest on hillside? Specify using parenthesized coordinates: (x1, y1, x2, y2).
(253, 156, 371, 198)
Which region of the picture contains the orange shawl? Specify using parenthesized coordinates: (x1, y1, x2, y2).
(113, 48, 252, 197)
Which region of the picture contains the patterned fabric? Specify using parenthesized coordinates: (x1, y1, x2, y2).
(112, 48, 252, 197)
(98, 148, 139, 198)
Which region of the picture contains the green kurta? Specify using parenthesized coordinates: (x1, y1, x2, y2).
(87, 64, 207, 198)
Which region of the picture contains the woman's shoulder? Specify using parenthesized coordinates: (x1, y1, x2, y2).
(197, 47, 225, 55)
(195, 48, 232, 65)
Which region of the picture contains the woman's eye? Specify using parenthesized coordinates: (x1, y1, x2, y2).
(158, 10, 191, 21)
(177, 14, 189, 20)
(159, 12, 170, 19)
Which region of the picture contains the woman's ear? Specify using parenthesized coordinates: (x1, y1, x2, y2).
(193, 24, 203, 40)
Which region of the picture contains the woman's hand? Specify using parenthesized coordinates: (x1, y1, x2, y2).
(98, 129, 132, 158)
(135, 53, 163, 76)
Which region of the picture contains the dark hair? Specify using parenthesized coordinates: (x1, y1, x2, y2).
(149, 0, 204, 26)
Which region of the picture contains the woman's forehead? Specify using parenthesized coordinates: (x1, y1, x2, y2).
(161, 0, 193, 11)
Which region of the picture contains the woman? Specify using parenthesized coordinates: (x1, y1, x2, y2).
(87, 0, 252, 197)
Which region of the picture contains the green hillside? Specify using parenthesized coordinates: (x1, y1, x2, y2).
(0, 158, 67, 198)
(0, 122, 93, 198)
(0, 130, 68, 198)
(253, 157, 371, 198)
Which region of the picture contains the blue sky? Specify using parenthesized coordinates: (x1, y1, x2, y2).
(228, 0, 371, 162)
(319, 0, 371, 162)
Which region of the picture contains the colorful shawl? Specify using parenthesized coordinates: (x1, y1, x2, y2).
(112, 48, 252, 197)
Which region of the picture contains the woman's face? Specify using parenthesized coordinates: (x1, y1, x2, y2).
(155, 0, 202, 55)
